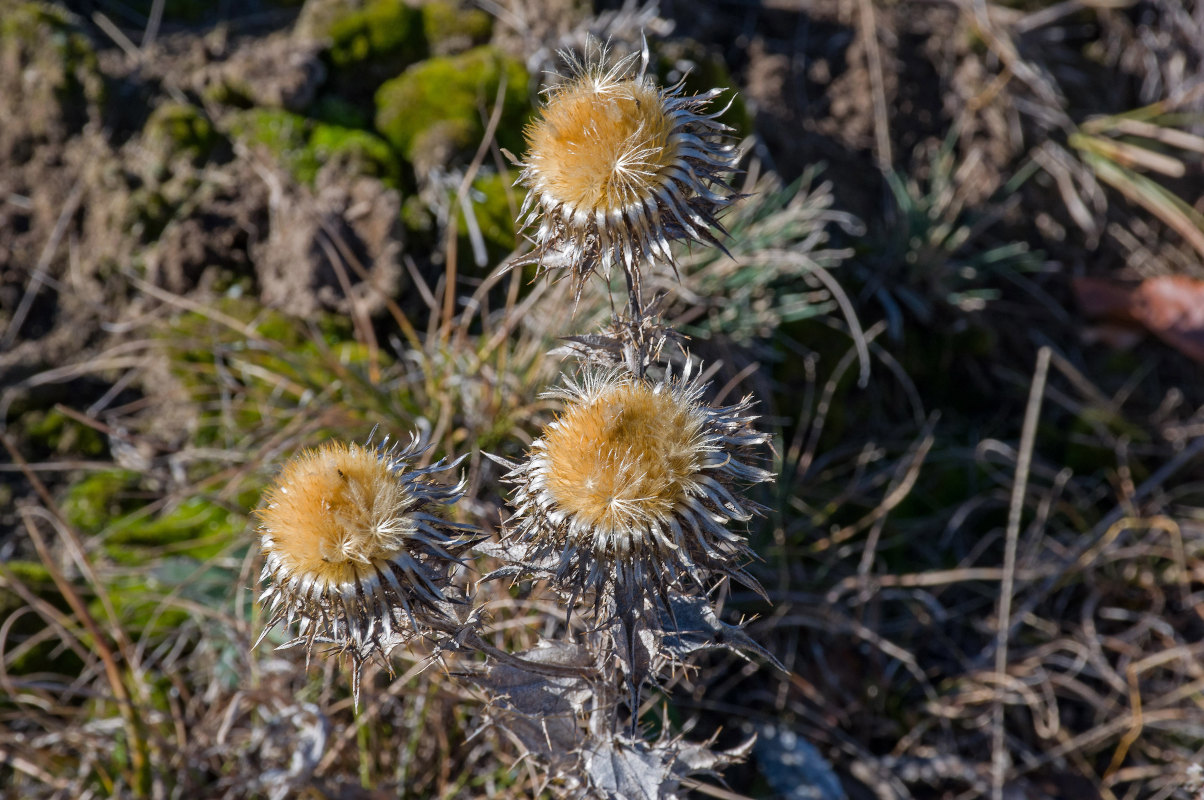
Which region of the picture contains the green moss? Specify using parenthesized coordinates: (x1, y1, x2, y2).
(301, 0, 430, 105)
(375, 46, 530, 167)
(226, 108, 400, 187)
(144, 103, 221, 164)
(310, 124, 402, 184)
(328, 0, 426, 69)
(226, 108, 307, 173)
(0, 560, 51, 587)
(89, 587, 191, 639)
(103, 497, 246, 562)
(62, 466, 248, 567)
(421, 0, 492, 54)
(62, 469, 143, 533)
(23, 408, 107, 458)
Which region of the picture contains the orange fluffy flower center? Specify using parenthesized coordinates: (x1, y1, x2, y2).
(260, 443, 410, 585)
(543, 382, 705, 538)
(526, 79, 677, 213)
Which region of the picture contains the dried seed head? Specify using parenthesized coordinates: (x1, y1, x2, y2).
(502, 367, 772, 615)
(255, 436, 477, 700)
(527, 75, 672, 213)
(543, 380, 702, 543)
(514, 39, 739, 302)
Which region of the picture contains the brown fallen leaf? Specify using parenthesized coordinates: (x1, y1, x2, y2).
(1131, 275, 1204, 364)
(1073, 275, 1204, 365)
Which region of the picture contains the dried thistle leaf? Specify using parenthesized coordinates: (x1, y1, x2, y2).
(582, 730, 754, 800)
(472, 640, 596, 764)
(660, 592, 785, 671)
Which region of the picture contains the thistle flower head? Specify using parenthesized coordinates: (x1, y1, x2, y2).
(501, 366, 772, 616)
(515, 39, 739, 303)
(255, 436, 477, 700)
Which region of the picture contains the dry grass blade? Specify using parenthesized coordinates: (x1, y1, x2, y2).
(1100, 118, 1204, 155)
(443, 71, 511, 346)
(1078, 149, 1204, 258)
(1070, 132, 1186, 178)
(15, 506, 150, 795)
(857, 0, 892, 171)
(991, 346, 1050, 800)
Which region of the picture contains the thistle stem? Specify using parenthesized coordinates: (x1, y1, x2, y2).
(623, 265, 647, 378)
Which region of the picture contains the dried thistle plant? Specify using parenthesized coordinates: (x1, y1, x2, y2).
(249, 34, 776, 799)
(484, 40, 778, 759)
(495, 366, 772, 623)
(513, 38, 739, 307)
(255, 435, 478, 701)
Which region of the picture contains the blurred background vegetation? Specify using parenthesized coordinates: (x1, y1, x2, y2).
(2, 0, 1204, 797)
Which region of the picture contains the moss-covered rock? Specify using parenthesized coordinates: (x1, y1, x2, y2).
(0, 2, 105, 156)
(375, 45, 530, 173)
(227, 108, 308, 173)
(310, 124, 401, 184)
(421, 0, 492, 55)
(327, 0, 426, 69)
(296, 0, 428, 104)
(226, 108, 401, 187)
